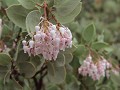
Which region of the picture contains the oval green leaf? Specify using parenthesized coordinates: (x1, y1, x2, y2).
(6, 5, 31, 28)
(64, 53, 73, 64)
(55, 0, 81, 16)
(61, 44, 77, 54)
(18, 61, 36, 78)
(82, 23, 96, 42)
(18, 0, 35, 9)
(47, 62, 66, 84)
(74, 45, 86, 57)
(53, 2, 82, 24)
(17, 50, 29, 63)
(12, 77, 23, 89)
(0, 65, 9, 77)
(54, 53, 65, 67)
(3, 71, 10, 84)
(92, 42, 109, 50)
(5, 0, 19, 6)
(26, 10, 41, 34)
(30, 55, 45, 71)
(0, 54, 11, 66)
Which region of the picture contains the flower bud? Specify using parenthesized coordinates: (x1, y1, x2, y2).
(23, 46, 28, 53)
(41, 33, 46, 40)
(29, 40, 34, 48)
(51, 25, 56, 30)
(22, 40, 27, 46)
(50, 30, 56, 38)
(36, 34, 41, 39)
(35, 26, 40, 32)
(55, 38, 60, 46)
(59, 27, 65, 35)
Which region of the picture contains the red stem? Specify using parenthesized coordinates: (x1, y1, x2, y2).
(46, 7, 59, 24)
(44, 1, 47, 20)
(36, 2, 60, 25)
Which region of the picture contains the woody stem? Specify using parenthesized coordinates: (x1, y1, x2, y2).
(44, 1, 47, 20)
(46, 7, 60, 25)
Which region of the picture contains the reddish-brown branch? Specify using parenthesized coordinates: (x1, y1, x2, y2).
(46, 7, 60, 25)
(36, 2, 60, 25)
(44, 1, 47, 20)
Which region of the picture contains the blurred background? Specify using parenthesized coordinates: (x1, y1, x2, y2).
(71, 0, 120, 63)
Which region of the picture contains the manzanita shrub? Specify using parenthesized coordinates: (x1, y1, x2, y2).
(0, 0, 120, 90)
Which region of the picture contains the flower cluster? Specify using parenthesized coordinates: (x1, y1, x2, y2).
(78, 55, 113, 80)
(22, 17, 72, 60)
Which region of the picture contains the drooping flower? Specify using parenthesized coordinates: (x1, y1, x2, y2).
(22, 17, 72, 60)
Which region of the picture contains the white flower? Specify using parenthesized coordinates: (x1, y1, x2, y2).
(35, 26, 40, 32)
(22, 40, 27, 46)
(59, 27, 65, 35)
(29, 40, 34, 48)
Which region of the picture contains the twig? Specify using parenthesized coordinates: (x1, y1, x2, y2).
(46, 7, 60, 25)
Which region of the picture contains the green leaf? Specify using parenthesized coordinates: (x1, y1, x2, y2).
(12, 77, 23, 90)
(30, 55, 45, 71)
(66, 75, 80, 90)
(111, 72, 120, 86)
(24, 79, 30, 89)
(74, 45, 86, 57)
(0, 65, 8, 77)
(61, 44, 77, 54)
(97, 85, 112, 90)
(5, 0, 19, 6)
(82, 23, 96, 42)
(26, 10, 41, 34)
(47, 62, 66, 84)
(2, 24, 13, 37)
(70, 56, 80, 70)
(3, 71, 10, 84)
(0, 54, 11, 66)
(47, 62, 55, 77)
(54, 53, 65, 67)
(54, 0, 81, 16)
(84, 77, 97, 86)
(6, 5, 31, 28)
(66, 22, 80, 33)
(17, 50, 29, 63)
(17, 0, 35, 9)
(46, 0, 54, 7)
(30, 55, 41, 67)
(64, 53, 73, 64)
(92, 42, 109, 50)
(54, 0, 68, 5)
(53, 2, 82, 24)
(46, 85, 60, 90)
(104, 47, 113, 53)
(65, 64, 73, 73)
(18, 62, 36, 78)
